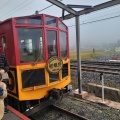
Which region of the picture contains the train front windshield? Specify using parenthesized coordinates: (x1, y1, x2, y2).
(17, 28, 44, 63)
(16, 15, 68, 64)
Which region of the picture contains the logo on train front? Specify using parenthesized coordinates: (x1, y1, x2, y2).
(46, 56, 63, 74)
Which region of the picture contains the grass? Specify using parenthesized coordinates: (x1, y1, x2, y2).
(70, 50, 116, 60)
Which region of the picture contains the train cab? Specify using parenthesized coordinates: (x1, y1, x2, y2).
(0, 14, 71, 113)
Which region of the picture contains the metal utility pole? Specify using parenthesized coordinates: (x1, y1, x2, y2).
(75, 15, 82, 93)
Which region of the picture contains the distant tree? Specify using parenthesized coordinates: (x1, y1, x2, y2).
(116, 39, 120, 47)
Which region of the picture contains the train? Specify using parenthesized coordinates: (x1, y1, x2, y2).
(0, 14, 71, 116)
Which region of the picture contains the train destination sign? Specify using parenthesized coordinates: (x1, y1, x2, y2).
(46, 56, 63, 74)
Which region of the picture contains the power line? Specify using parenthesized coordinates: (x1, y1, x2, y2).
(38, 4, 53, 13)
(65, 4, 120, 26)
(8, 0, 36, 15)
(66, 7, 120, 26)
(80, 10, 120, 23)
(37, 0, 62, 13)
(0, 0, 29, 19)
(68, 14, 120, 27)
(0, 0, 11, 9)
(1, 0, 36, 20)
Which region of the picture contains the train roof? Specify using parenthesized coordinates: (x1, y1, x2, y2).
(0, 14, 67, 27)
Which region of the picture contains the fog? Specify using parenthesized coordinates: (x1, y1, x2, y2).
(66, 5, 120, 51)
(0, 0, 120, 51)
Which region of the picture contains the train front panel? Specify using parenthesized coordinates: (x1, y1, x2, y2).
(4, 14, 71, 101)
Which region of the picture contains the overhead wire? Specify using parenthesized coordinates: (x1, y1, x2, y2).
(66, 9, 120, 27)
(0, 0, 11, 9)
(0, 0, 30, 19)
(1, 0, 120, 25)
(2, 0, 62, 20)
(68, 14, 120, 27)
(38, 4, 53, 13)
(79, 8, 120, 23)
(1, 0, 37, 20)
(37, 1, 120, 26)
(6, 0, 37, 16)
(37, 0, 63, 13)
(63, 3, 120, 26)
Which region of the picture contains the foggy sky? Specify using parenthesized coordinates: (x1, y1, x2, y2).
(0, 0, 120, 49)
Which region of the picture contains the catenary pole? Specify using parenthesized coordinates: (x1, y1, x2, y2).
(75, 15, 82, 93)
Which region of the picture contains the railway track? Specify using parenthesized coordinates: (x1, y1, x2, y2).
(30, 105, 88, 120)
(51, 105, 88, 120)
(70, 60, 120, 75)
(71, 60, 120, 66)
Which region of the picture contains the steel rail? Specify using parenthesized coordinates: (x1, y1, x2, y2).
(51, 105, 88, 120)
(71, 60, 120, 66)
(30, 104, 89, 120)
(71, 64, 120, 71)
(70, 65, 120, 75)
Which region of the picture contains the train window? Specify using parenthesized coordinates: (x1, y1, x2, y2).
(22, 68, 45, 88)
(47, 30, 57, 58)
(62, 63, 68, 78)
(60, 31, 67, 58)
(16, 16, 42, 24)
(45, 17, 56, 26)
(58, 20, 66, 30)
(17, 28, 44, 63)
(49, 73, 59, 83)
(1, 36, 6, 54)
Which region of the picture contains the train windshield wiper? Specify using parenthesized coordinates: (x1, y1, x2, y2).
(32, 42, 43, 65)
(32, 55, 42, 65)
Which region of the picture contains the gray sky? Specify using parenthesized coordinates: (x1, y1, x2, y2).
(0, 0, 120, 49)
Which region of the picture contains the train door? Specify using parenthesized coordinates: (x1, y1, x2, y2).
(0, 35, 6, 54)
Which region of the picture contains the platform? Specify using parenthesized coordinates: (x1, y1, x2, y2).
(83, 93, 120, 110)
(3, 106, 31, 120)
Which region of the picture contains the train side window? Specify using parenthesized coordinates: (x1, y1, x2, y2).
(17, 28, 44, 63)
(47, 30, 57, 58)
(1, 36, 6, 54)
(59, 31, 67, 58)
